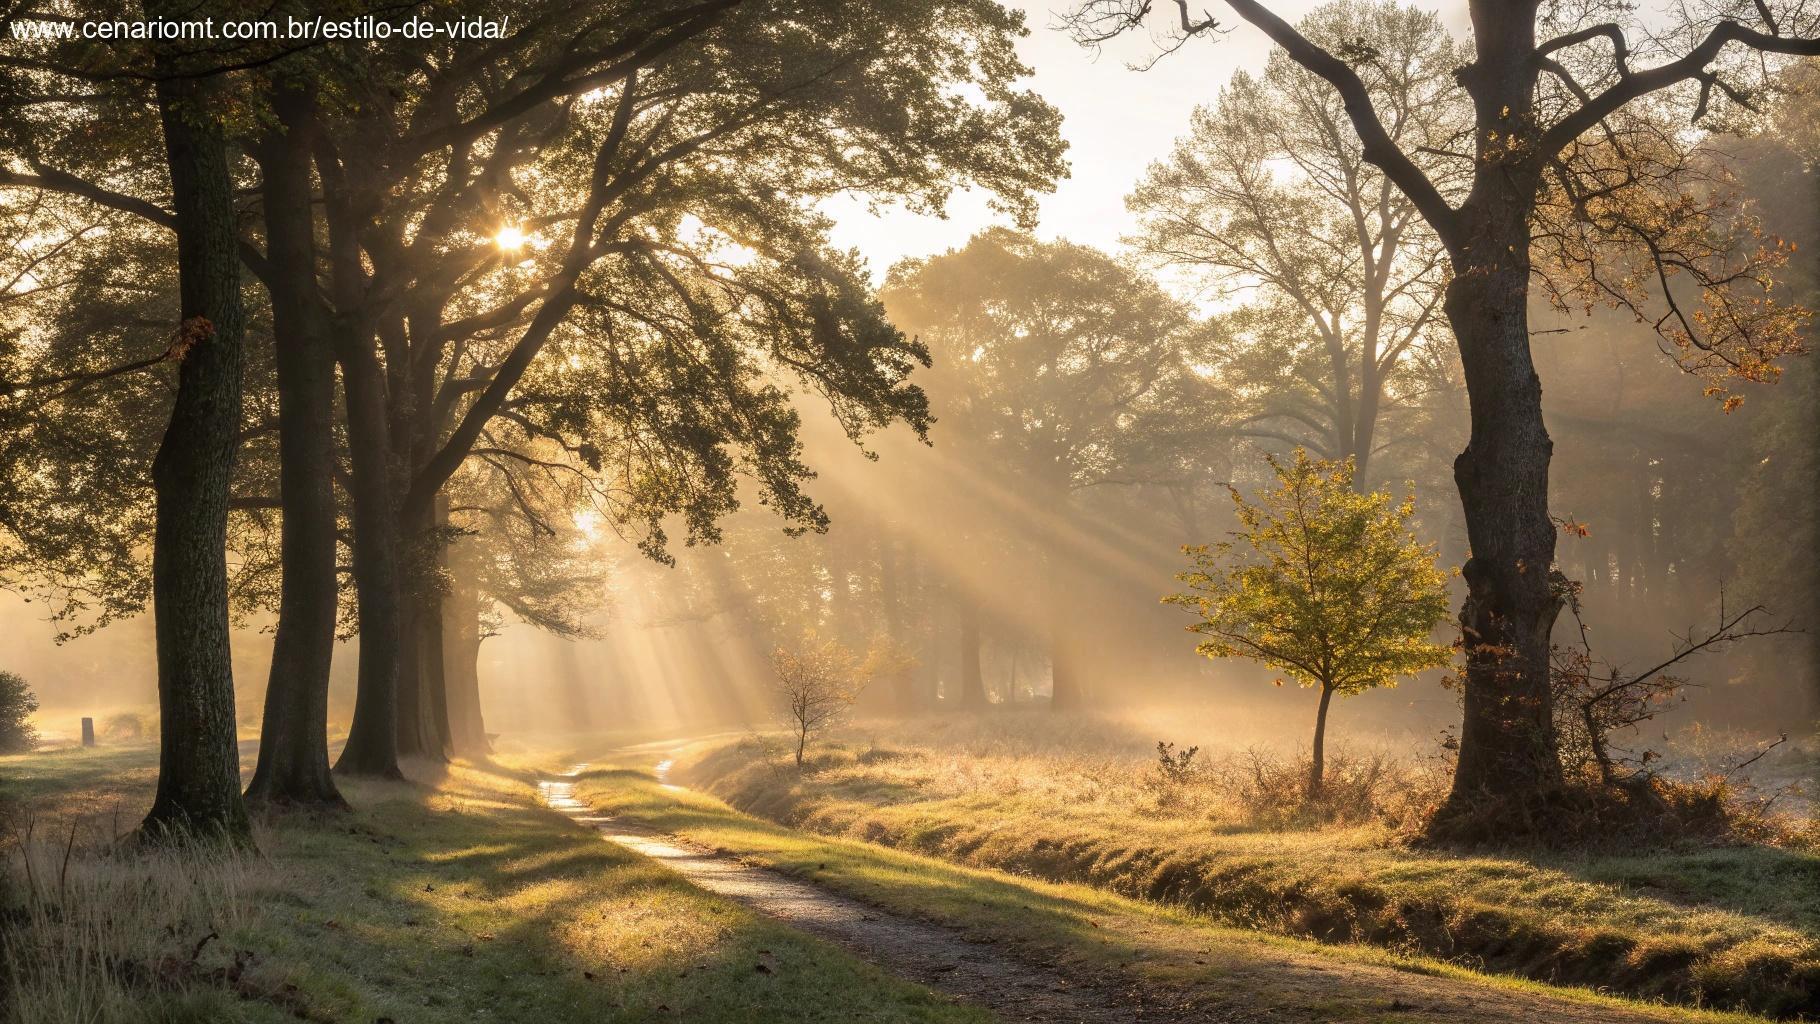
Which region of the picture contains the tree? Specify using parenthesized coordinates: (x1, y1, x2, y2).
(244, 79, 346, 809)
(0, 671, 37, 754)
(1128, 0, 1465, 486)
(770, 633, 865, 767)
(0, 0, 1066, 789)
(294, 0, 1066, 770)
(136, 3, 257, 844)
(1550, 582, 1782, 787)
(881, 229, 1222, 708)
(1070, 0, 1818, 815)
(1167, 449, 1451, 795)
(442, 444, 612, 754)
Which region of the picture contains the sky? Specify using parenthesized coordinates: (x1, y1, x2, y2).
(825, 0, 1472, 277)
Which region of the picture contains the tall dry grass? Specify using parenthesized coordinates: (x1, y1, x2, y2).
(684, 712, 1820, 1017)
(0, 813, 275, 1024)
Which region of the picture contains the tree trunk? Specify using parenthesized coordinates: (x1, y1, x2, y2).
(877, 535, 916, 714)
(1309, 683, 1335, 798)
(1437, 13, 1565, 815)
(139, 49, 252, 843)
(246, 82, 345, 810)
(442, 533, 489, 756)
(1048, 631, 1080, 709)
(1047, 563, 1081, 711)
(1443, 203, 1565, 810)
(956, 599, 986, 709)
(331, 332, 405, 778)
(394, 498, 452, 760)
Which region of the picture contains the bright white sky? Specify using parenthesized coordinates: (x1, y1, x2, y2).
(825, 0, 1472, 277)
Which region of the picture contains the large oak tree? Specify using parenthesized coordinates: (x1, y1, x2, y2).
(1068, 0, 1818, 817)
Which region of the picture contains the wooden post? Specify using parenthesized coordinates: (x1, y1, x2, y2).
(81, 717, 95, 747)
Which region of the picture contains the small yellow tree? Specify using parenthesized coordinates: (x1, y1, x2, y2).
(771, 634, 866, 768)
(1166, 449, 1452, 796)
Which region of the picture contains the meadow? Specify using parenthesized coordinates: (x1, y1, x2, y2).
(0, 741, 984, 1024)
(674, 710, 1820, 1017)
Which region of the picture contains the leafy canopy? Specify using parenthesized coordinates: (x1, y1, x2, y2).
(881, 228, 1219, 493)
(1166, 449, 1451, 693)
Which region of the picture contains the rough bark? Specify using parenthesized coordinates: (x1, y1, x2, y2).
(1441, 11, 1566, 807)
(1216, 0, 1566, 813)
(316, 117, 406, 778)
(1445, 253, 1566, 802)
(331, 332, 405, 778)
(139, 48, 253, 843)
(246, 83, 346, 810)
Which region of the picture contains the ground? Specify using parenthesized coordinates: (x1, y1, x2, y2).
(0, 741, 981, 1023)
(666, 712, 1819, 1018)
(0, 730, 1806, 1023)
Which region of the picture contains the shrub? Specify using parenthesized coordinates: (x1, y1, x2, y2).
(101, 712, 154, 743)
(0, 672, 38, 754)
(1209, 747, 1444, 832)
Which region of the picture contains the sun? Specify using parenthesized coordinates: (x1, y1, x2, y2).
(494, 225, 527, 251)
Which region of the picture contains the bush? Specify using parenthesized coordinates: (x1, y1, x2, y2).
(101, 712, 154, 743)
(0, 672, 37, 754)
(1424, 768, 1814, 850)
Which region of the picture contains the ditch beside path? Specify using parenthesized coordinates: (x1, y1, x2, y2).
(539, 764, 1716, 1024)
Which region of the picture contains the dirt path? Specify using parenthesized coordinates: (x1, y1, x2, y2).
(541, 765, 1702, 1024)
(543, 769, 1178, 1022)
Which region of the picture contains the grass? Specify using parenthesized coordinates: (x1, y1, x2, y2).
(0, 740, 987, 1024)
(566, 748, 1786, 1024)
(670, 711, 1820, 1018)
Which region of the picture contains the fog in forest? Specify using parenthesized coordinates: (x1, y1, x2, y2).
(7, 2, 1820, 1020)
(16, 282, 1814, 750)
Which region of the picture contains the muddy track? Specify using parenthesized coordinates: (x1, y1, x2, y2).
(540, 766, 1690, 1024)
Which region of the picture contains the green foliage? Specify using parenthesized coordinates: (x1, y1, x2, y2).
(1167, 449, 1451, 694)
(363, 0, 1069, 563)
(882, 228, 1221, 494)
(0, 670, 38, 753)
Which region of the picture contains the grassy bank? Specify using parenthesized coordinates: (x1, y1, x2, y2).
(0, 742, 984, 1024)
(570, 751, 1783, 1024)
(674, 713, 1820, 1018)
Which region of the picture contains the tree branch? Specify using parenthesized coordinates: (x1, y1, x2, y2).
(1219, 0, 1463, 253)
